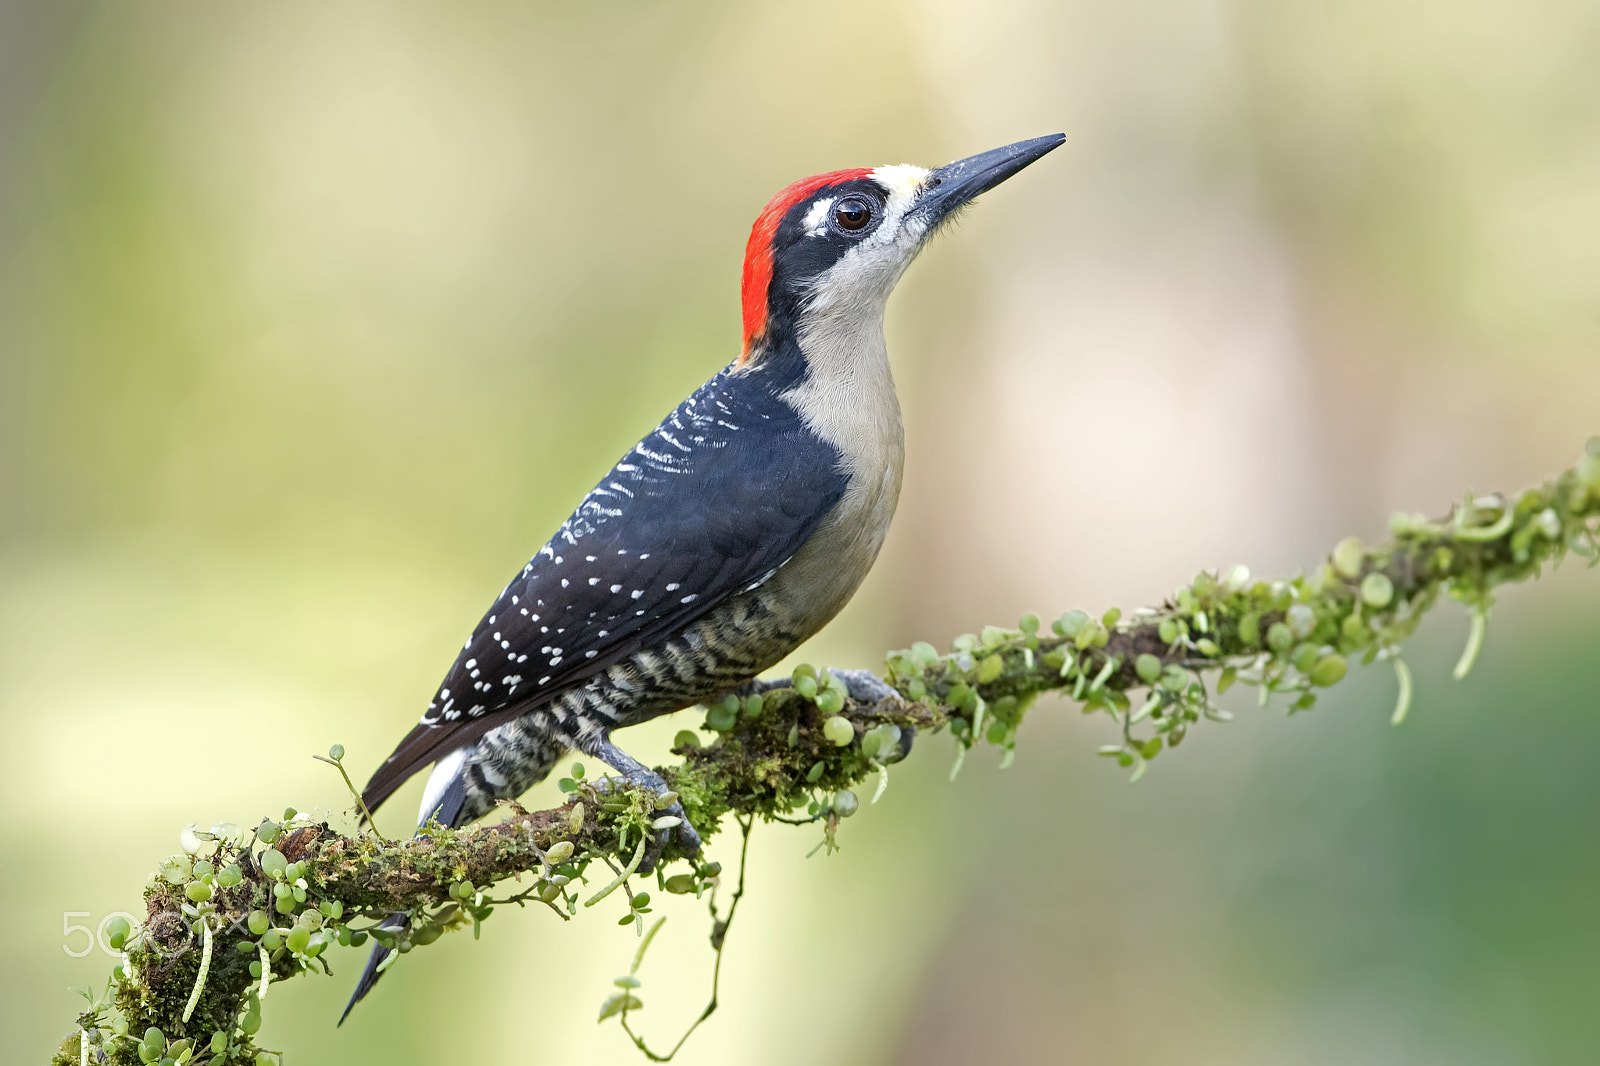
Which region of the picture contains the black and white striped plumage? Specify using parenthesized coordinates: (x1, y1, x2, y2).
(359, 359, 846, 822)
(341, 135, 1064, 1022)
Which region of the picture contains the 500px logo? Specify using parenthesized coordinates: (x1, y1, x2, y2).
(64, 909, 265, 959)
(61, 911, 144, 958)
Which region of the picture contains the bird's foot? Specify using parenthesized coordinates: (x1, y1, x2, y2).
(584, 739, 701, 875)
(828, 670, 915, 759)
(626, 766, 701, 875)
(733, 668, 905, 706)
(731, 675, 792, 698)
(731, 670, 913, 759)
(825, 668, 904, 706)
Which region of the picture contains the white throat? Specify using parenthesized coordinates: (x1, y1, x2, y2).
(785, 288, 904, 528)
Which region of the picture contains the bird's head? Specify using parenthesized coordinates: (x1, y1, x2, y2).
(737, 133, 1065, 365)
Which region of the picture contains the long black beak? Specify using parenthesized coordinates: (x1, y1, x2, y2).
(914, 133, 1065, 227)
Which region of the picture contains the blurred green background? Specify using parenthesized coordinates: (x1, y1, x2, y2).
(3, 2, 1598, 1063)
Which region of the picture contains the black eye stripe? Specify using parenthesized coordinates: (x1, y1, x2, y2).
(774, 179, 886, 244)
(763, 178, 892, 315)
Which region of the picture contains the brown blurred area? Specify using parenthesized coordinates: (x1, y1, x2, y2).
(2, 3, 1597, 1064)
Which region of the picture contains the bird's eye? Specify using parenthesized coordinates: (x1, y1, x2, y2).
(834, 198, 873, 232)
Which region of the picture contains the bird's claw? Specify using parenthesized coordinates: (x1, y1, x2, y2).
(826, 668, 904, 706)
(592, 769, 701, 875)
(732, 669, 912, 757)
(645, 797, 702, 875)
(825, 671, 915, 757)
(735, 667, 906, 707)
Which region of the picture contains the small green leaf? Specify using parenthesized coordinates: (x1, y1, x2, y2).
(598, 991, 643, 1021)
(1266, 622, 1294, 653)
(260, 850, 287, 880)
(1309, 654, 1348, 687)
(1056, 610, 1089, 638)
(1391, 658, 1414, 725)
(1576, 454, 1600, 493)
(1291, 642, 1321, 673)
(1331, 536, 1364, 579)
(158, 856, 192, 885)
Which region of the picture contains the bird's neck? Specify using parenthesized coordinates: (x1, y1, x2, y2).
(788, 307, 899, 455)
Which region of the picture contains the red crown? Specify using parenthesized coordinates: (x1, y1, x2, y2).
(739, 168, 872, 362)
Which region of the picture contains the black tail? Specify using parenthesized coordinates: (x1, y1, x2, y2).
(338, 914, 406, 1025)
(338, 772, 469, 1025)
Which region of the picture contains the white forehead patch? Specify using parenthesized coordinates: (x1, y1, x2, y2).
(872, 163, 928, 203)
(871, 164, 931, 242)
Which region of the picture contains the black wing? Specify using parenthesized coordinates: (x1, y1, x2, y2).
(362, 366, 845, 812)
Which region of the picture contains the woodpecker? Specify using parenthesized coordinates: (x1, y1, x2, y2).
(340, 133, 1064, 1020)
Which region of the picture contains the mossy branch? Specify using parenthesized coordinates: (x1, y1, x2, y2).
(51, 441, 1600, 1066)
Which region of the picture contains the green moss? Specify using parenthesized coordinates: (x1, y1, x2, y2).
(45, 446, 1599, 1066)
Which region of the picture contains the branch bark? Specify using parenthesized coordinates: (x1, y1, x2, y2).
(51, 442, 1600, 1066)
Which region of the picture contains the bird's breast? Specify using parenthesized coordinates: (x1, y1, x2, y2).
(768, 438, 903, 632)
(766, 323, 905, 640)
